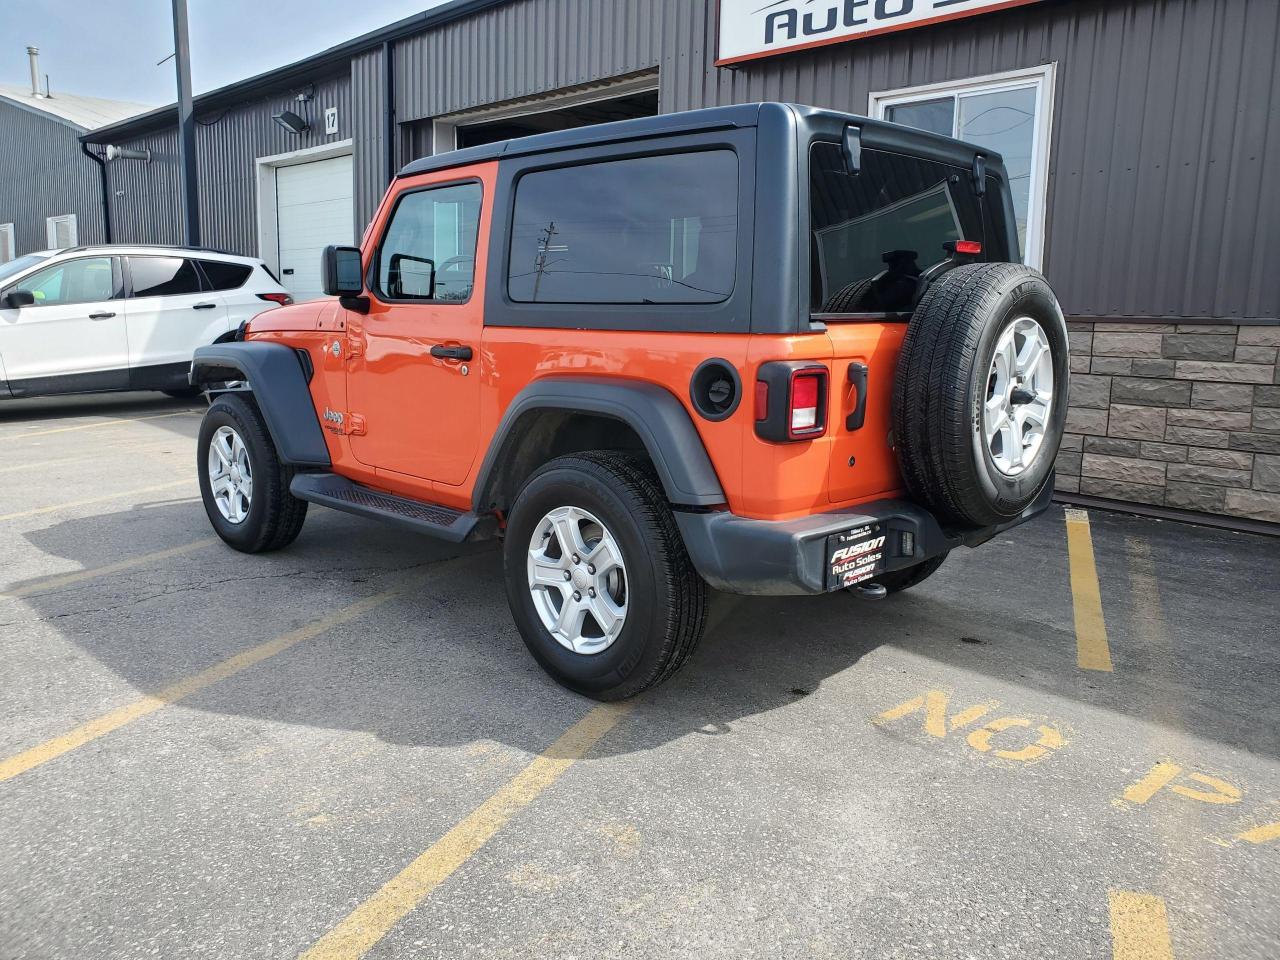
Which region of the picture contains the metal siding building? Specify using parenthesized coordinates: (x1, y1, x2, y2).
(80, 0, 1280, 525)
(0, 98, 106, 255)
(0, 77, 150, 258)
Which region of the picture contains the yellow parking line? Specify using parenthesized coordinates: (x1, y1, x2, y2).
(1237, 821, 1280, 845)
(1108, 890, 1174, 959)
(0, 590, 396, 784)
(0, 410, 199, 441)
(0, 479, 194, 522)
(300, 702, 633, 960)
(1065, 509, 1113, 672)
(3, 537, 217, 599)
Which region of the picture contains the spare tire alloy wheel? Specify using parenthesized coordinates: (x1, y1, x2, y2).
(983, 316, 1054, 477)
(893, 263, 1069, 528)
(208, 425, 253, 524)
(527, 505, 628, 655)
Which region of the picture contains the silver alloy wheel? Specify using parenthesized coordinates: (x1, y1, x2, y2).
(208, 425, 253, 524)
(983, 316, 1055, 477)
(526, 505, 628, 655)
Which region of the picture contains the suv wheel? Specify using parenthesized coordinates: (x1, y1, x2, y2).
(503, 452, 708, 700)
(893, 263, 1069, 527)
(197, 393, 308, 552)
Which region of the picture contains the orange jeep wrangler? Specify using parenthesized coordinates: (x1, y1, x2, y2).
(191, 103, 1068, 700)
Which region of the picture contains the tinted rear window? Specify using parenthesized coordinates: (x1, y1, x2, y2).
(809, 143, 991, 313)
(508, 150, 737, 304)
(130, 257, 201, 297)
(199, 260, 252, 291)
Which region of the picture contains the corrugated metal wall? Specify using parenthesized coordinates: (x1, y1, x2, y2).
(104, 69, 354, 256)
(0, 101, 106, 255)
(382, 0, 1278, 322)
(350, 47, 388, 238)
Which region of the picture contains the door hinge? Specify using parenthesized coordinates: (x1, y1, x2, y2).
(347, 413, 366, 436)
(345, 335, 365, 359)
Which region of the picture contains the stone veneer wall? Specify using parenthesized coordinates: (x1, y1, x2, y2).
(1057, 322, 1280, 526)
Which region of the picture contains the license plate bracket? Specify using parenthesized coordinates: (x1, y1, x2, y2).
(826, 523, 887, 589)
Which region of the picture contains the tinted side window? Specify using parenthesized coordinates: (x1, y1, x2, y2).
(130, 257, 201, 297)
(809, 143, 986, 312)
(13, 257, 116, 306)
(508, 150, 737, 305)
(377, 182, 482, 303)
(199, 260, 252, 291)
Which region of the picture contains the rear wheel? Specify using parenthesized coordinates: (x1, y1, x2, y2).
(503, 452, 707, 700)
(197, 393, 307, 552)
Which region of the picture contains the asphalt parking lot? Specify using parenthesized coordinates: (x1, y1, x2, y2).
(1, 393, 1277, 960)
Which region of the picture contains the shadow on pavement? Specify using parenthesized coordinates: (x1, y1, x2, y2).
(8, 496, 1280, 762)
(0, 392, 203, 436)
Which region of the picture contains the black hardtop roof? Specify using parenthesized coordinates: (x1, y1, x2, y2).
(397, 102, 1003, 178)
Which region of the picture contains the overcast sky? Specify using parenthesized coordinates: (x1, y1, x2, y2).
(0, 0, 451, 106)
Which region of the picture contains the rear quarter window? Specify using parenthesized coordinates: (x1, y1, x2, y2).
(507, 150, 738, 305)
(198, 260, 253, 291)
(809, 142, 987, 313)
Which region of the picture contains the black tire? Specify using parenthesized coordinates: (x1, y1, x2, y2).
(197, 393, 308, 552)
(869, 552, 948, 594)
(163, 387, 202, 400)
(893, 263, 1069, 528)
(821, 276, 877, 313)
(502, 451, 708, 701)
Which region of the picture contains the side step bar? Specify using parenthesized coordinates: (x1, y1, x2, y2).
(290, 472, 485, 543)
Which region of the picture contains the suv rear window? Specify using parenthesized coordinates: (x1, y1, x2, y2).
(130, 257, 201, 297)
(508, 150, 737, 305)
(809, 143, 994, 313)
(198, 260, 252, 291)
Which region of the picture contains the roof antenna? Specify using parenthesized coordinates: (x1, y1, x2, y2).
(45, 73, 52, 99)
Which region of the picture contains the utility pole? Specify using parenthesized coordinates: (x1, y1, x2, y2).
(172, 0, 200, 246)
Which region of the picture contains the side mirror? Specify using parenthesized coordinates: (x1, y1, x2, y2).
(842, 124, 862, 177)
(322, 245, 364, 297)
(4, 289, 35, 308)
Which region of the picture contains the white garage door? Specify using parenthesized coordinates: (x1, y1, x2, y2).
(275, 154, 354, 301)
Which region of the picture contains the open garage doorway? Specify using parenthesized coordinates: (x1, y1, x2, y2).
(427, 72, 659, 155)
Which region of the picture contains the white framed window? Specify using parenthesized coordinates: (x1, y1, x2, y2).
(0, 223, 14, 263)
(46, 214, 78, 249)
(870, 64, 1056, 270)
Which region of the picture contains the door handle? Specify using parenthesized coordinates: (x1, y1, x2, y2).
(192, 302, 217, 310)
(846, 361, 869, 431)
(430, 344, 473, 361)
(282, 268, 294, 276)
(88, 311, 116, 320)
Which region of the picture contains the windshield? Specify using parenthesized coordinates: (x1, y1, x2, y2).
(0, 253, 53, 288)
(809, 143, 1011, 314)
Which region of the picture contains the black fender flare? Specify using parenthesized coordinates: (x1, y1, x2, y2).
(473, 377, 726, 510)
(190, 341, 331, 467)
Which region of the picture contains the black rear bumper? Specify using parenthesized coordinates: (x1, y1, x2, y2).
(674, 480, 1054, 596)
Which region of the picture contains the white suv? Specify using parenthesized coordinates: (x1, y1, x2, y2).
(0, 245, 293, 400)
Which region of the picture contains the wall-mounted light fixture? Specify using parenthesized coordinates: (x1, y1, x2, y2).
(105, 144, 152, 162)
(272, 109, 310, 135)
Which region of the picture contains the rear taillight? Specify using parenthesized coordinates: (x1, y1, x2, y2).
(789, 370, 822, 437)
(257, 292, 293, 305)
(754, 362, 828, 442)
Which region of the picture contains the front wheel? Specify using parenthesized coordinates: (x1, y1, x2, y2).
(197, 393, 307, 552)
(503, 452, 708, 701)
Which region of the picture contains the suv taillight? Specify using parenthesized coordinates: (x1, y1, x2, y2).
(754, 362, 828, 442)
(257, 292, 293, 305)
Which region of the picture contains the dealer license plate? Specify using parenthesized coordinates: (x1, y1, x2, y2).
(826, 523, 887, 589)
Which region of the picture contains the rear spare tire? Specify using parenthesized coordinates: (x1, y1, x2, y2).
(893, 263, 1068, 528)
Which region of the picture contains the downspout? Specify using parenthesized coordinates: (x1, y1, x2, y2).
(80, 141, 113, 243)
(383, 39, 396, 182)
